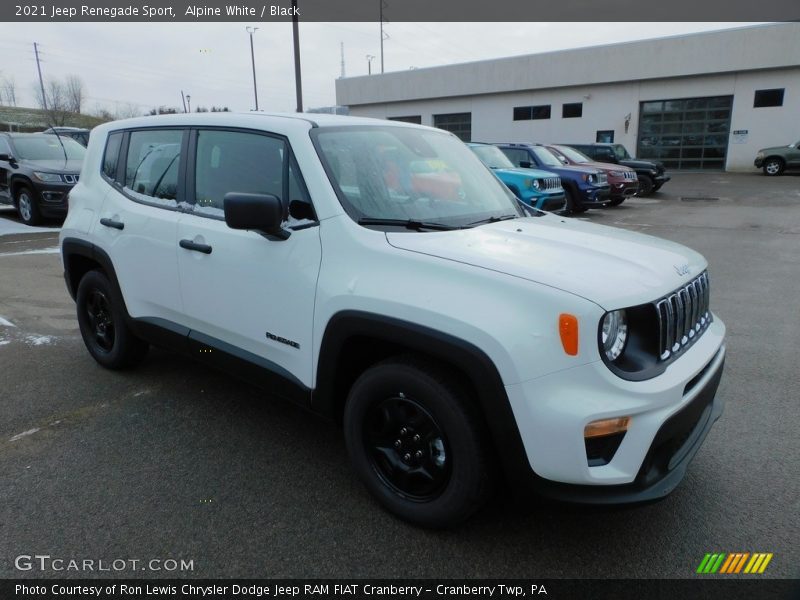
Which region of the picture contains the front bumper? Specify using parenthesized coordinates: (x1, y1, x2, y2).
(33, 182, 72, 218)
(609, 180, 639, 199)
(654, 174, 671, 187)
(579, 185, 611, 207)
(532, 191, 566, 212)
(504, 315, 725, 504)
(754, 158, 764, 168)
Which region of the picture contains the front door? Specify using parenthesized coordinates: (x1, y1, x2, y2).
(176, 128, 321, 390)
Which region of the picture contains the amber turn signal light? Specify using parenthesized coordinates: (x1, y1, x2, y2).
(584, 416, 631, 439)
(559, 313, 579, 356)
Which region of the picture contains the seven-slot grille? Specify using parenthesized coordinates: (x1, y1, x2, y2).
(541, 177, 562, 191)
(655, 271, 711, 361)
(622, 171, 637, 181)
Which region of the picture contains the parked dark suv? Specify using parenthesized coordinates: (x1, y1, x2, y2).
(563, 143, 670, 196)
(0, 132, 85, 225)
(41, 126, 91, 147)
(494, 143, 610, 213)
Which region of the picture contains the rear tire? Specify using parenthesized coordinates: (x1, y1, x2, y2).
(15, 186, 42, 226)
(76, 270, 149, 370)
(343, 356, 492, 528)
(763, 158, 784, 176)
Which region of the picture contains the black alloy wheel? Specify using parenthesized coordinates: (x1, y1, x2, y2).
(364, 394, 451, 501)
(85, 289, 115, 353)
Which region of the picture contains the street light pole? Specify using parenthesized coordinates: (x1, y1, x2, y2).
(291, 0, 303, 112)
(186, 95, 191, 113)
(246, 26, 259, 111)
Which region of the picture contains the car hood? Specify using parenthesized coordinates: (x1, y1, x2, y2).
(19, 158, 82, 173)
(573, 160, 635, 175)
(620, 158, 661, 171)
(494, 166, 558, 179)
(758, 145, 793, 153)
(386, 215, 707, 309)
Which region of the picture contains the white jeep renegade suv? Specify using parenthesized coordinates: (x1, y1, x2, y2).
(60, 113, 725, 527)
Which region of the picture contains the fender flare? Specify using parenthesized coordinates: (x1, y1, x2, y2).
(314, 310, 533, 484)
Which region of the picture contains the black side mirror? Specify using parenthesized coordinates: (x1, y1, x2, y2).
(519, 161, 533, 169)
(223, 192, 289, 240)
(0, 153, 13, 162)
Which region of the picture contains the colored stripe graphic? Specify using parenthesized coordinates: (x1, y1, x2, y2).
(700, 552, 773, 574)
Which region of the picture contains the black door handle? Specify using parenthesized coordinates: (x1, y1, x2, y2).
(179, 239, 212, 254)
(100, 218, 124, 230)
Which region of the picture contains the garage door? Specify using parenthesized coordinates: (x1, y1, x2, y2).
(637, 96, 732, 170)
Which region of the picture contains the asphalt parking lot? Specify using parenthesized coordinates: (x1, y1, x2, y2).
(0, 172, 798, 580)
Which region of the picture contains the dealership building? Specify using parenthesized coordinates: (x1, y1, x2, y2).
(335, 23, 800, 171)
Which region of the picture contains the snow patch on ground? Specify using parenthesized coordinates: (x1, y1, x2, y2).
(0, 247, 60, 257)
(24, 335, 56, 346)
(0, 315, 16, 327)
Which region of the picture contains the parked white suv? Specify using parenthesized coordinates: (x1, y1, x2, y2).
(60, 113, 726, 527)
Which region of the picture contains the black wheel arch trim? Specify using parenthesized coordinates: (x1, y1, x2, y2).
(313, 310, 535, 486)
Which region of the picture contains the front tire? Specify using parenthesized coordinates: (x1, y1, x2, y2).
(763, 158, 784, 176)
(15, 186, 42, 226)
(607, 197, 625, 207)
(343, 356, 492, 528)
(637, 174, 655, 196)
(76, 270, 149, 369)
(565, 185, 587, 214)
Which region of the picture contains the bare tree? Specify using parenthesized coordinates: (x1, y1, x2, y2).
(116, 102, 144, 119)
(0, 75, 17, 106)
(64, 75, 84, 114)
(33, 78, 71, 125)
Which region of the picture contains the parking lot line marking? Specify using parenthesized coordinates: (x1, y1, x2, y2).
(9, 428, 41, 442)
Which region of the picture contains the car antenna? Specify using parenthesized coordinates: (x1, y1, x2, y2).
(46, 122, 69, 166)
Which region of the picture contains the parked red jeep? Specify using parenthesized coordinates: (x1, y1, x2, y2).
(546, 144, 638, 206)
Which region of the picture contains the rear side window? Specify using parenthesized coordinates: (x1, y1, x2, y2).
(102, 132, 122, 180)
(124, 129, 183, 205)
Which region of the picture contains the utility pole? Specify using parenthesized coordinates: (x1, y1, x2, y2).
(292, 0, 303, 112)
(181, 90, 187, 113)
(366, 54, 375, 75)
(340, 42, 346, 79)
(246, 26, 259, 111)
(379, 0, 388, 73)
(33, 42, 48, 112)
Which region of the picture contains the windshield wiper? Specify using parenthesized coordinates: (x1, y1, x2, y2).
(358, 217, 458, 231)
(464, 214, 519, 228)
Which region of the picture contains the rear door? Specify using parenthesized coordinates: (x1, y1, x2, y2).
(175, 127, 321, 390)
(94, 128, 185, 323)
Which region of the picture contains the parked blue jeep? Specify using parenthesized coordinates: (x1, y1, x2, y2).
(467, 143, 566, 212)
(495, 143, 610, 213)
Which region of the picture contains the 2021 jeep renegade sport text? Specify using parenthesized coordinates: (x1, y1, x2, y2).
(60, 113, 726, 527)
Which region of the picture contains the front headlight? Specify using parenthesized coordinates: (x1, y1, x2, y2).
(756, 152, 764, 159)
(610, 170, 625, 177)
(33, 172, 63, 183)
(532, 179, 542, 190)
(601, 310, 628, 361)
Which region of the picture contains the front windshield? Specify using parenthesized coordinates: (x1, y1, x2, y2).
(531, 146, 563, 167)
(613, 145, 631, 160)
(314, 127, 526, 227)
(469, 145, 516, 170)
(13, 136, 86, 161)
(552, 145, 590, 164)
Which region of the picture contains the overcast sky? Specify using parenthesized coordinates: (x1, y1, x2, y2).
(0, 22, 765, 116)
